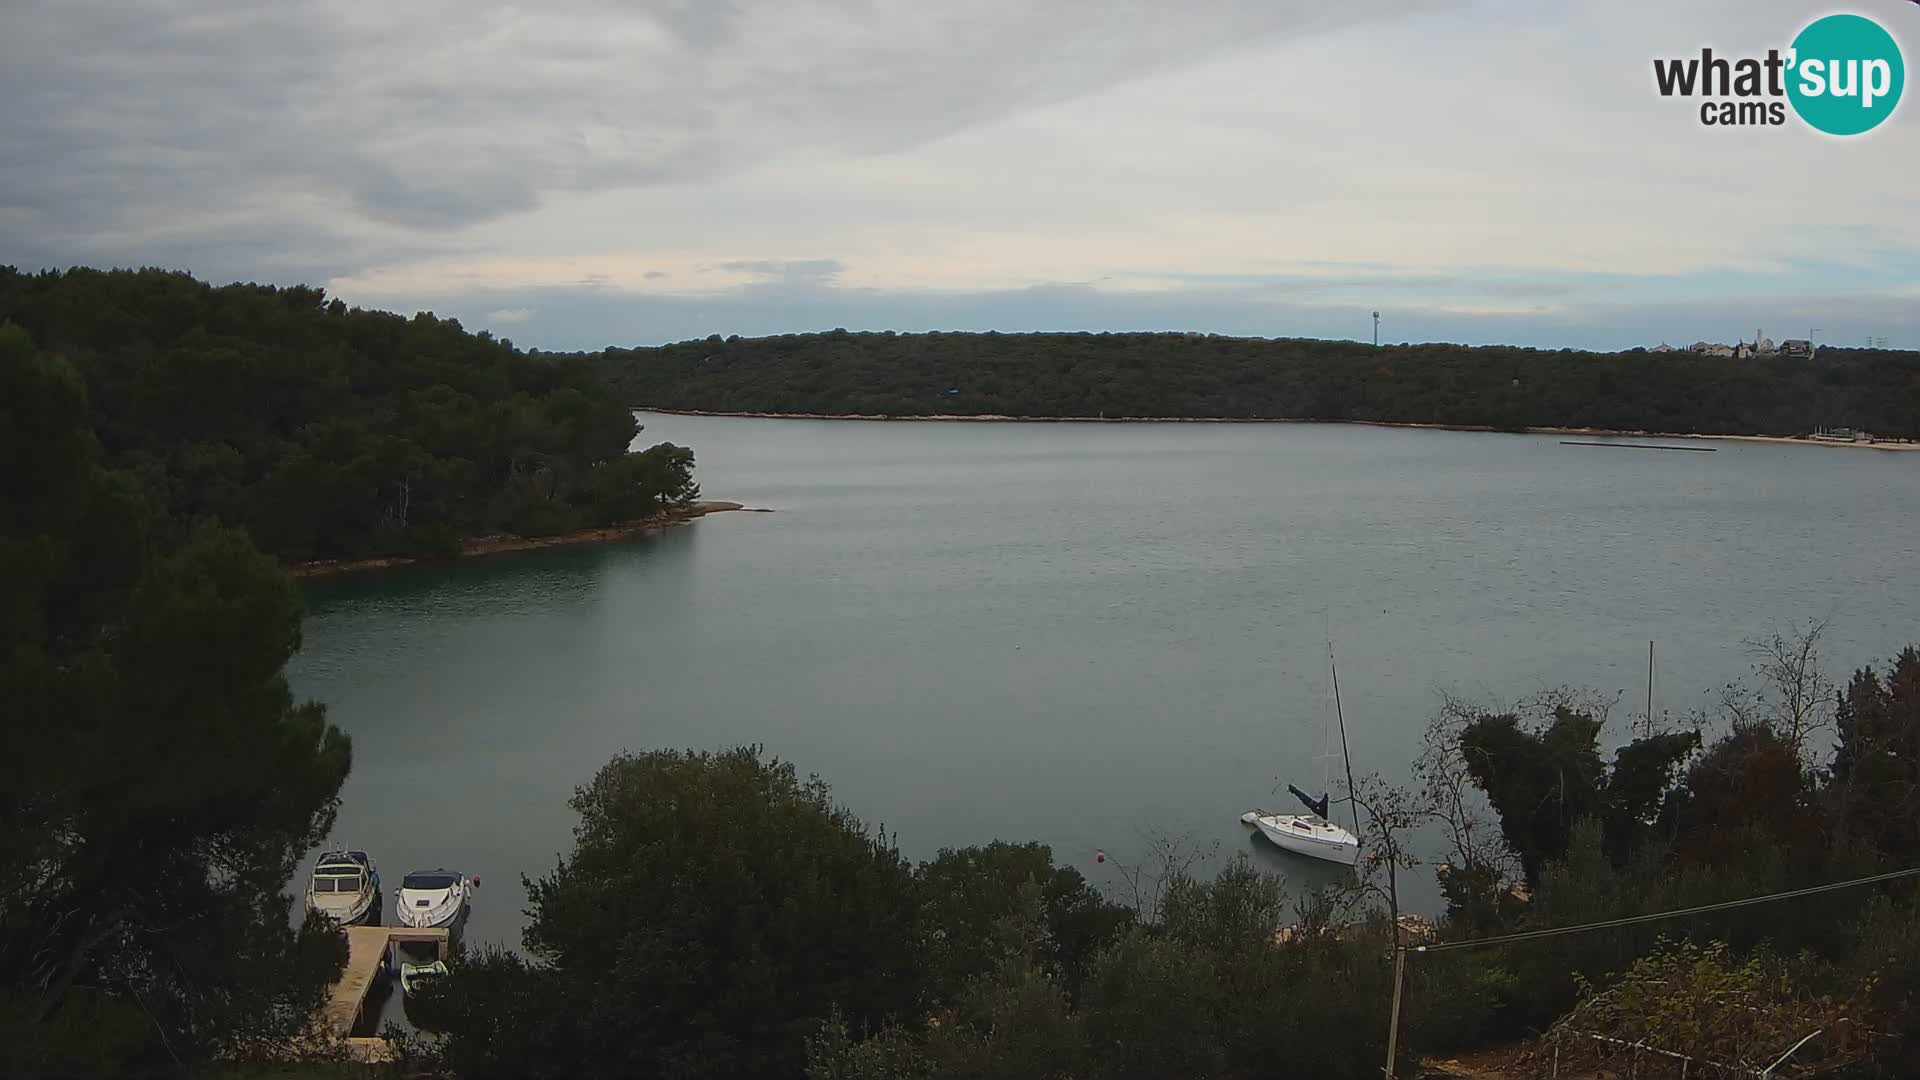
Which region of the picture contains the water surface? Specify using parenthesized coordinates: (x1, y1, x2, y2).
(290, 416, 1920, 947)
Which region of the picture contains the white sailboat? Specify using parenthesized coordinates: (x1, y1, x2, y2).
(1241, 642, 1363, 866)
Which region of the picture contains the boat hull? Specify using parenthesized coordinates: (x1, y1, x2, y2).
(308, 892, 379, 926)
(1242, 812, 1361, 866)
(396, 902, 467, 931)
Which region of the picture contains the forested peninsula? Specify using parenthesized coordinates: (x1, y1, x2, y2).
(590, 330, 1920, 440)
(0, 267, 701, 568)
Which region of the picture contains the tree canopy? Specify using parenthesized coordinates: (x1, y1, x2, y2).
(0, 266, 698, 565)
(1419, 631, 1920, 1064)
(591, 330, 1920, 438)
(0, 325, 352, 1077)
(1831, 647, 1920, 857)
(1456, 705, 1699, 882)
(432, 746, 925, 1080)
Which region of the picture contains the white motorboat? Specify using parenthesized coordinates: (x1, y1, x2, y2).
(1242, 640, 1366, 867)
(394, 868, 477, 930)
(304, 849, 382, 926)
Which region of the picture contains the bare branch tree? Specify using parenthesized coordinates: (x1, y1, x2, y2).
(1718, 617, 1836, 758)
(1102, 827, 1218, 926)
(1343, 774, 1427, 944)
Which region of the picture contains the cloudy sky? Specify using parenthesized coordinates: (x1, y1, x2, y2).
(4, 0, 1917, 351)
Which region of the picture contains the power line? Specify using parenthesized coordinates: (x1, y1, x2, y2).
(1409, 865, 1920, 956)
(1381, 864, 1920, 1077)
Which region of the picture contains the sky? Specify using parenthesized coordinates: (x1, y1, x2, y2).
(4, 0, 1918, 352)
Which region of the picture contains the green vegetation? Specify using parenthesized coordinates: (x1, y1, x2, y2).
(0, 326, 352, 1077)
(400, 626, 1920, 1079)
(1409, 630, 1920, 1073)
(5, 263, 1917, 1076)
(1456, 705, 1698, 880)
(417, 748, 1416, 1080)
(1543, 939, 1866, 1076)
(0, 267, 698, 565)
(425, 748, 927, 1080)
(591, 330, 1920, 437)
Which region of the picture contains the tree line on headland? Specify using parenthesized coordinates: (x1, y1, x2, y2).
(589, 329, 1920, 438)
(0, 266, 699, 567)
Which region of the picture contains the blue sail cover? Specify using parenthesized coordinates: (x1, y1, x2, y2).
(1288, 784, 1330, 819)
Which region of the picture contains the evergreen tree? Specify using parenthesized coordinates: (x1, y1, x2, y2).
(0, 325, 351, 1076)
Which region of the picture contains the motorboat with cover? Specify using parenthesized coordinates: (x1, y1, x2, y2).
(394, 868, 477, 930)
(304, 850, 382, 925)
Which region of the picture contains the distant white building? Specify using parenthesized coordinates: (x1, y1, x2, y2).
(1736, 331, 1778, 359)
(1651, 342, 1677, 352)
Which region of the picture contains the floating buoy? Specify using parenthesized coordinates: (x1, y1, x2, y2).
(1094, 849, 1106, 863)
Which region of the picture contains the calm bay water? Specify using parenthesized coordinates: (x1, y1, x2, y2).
(289, 416, 1920, 948)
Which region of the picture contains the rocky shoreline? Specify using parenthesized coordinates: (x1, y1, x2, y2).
(288, 500, 752, 579)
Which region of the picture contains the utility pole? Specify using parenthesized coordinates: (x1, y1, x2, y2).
(1384, 945, 1407, 1079)
(1372, 311, 1380, 348)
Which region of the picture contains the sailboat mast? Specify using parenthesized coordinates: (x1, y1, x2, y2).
(1328, 640, 1360, 832)
(1646, 640, 1655, 738)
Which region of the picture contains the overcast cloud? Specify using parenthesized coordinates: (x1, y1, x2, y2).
(3, 0, 1917, 349)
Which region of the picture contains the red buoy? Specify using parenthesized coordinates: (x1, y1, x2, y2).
(1095, 849, 1106, 863)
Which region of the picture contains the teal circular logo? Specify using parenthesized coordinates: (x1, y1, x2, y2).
(1787, 14, 1904, 135)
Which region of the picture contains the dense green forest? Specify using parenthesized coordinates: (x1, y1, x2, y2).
(591, 330, 1920, 438)
(0, 267, 698, 565)
(2, 325, 353, 1076)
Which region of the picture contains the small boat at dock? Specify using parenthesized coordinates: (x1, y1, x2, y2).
(394, 868, 477, 931)
(305, 850, 382, 926)
(399, 959, 449, 997)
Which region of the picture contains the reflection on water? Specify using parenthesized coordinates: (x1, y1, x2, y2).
(1241, 830, 1358, 903)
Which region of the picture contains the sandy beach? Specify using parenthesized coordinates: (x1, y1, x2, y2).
(637, 408, 1920, 451)
(288, 500, 750, 578)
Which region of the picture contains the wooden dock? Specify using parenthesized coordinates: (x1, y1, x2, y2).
(320, 925, 451, 1039)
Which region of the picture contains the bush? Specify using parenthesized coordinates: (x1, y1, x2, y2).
(434, 746, 922, 1080)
